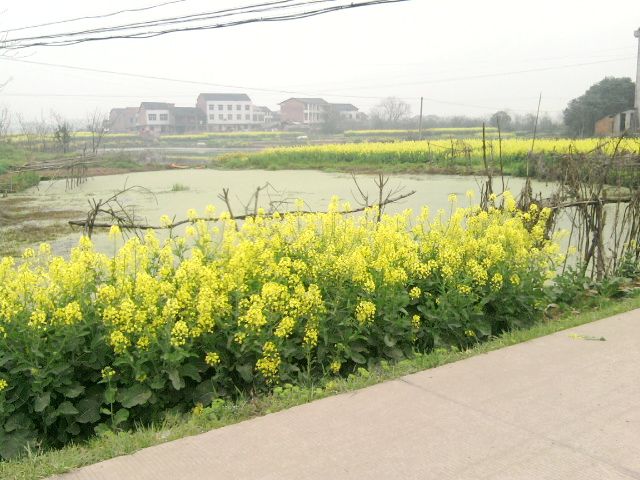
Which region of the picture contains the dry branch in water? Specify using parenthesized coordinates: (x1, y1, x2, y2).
(68, 175, 416, 237)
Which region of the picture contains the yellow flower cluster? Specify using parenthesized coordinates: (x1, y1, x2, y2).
(329, 360, 342, 374)
(101, 366, 116, 381)
(0, 195, 560, 394)
(409, 287, 421, 300)
(355, 300, 376, 325)
(205, 352, 221, 367)
(255, 342, 281, 383)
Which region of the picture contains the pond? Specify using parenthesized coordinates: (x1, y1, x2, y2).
(22, 169, 558, 255)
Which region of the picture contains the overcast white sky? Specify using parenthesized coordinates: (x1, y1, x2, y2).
(0, 0, 638, 122)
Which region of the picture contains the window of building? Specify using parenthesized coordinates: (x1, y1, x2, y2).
(209, 114, 215, 120)
(159, 114, 168, 121)
(236, 105, 241, 111)
(148, 114, 157, 121)
(253, 115, 257, 122)
(227, 105, 232, 110)
(208, 104, 214, 110)
(218, 104, 223, 110)
(227, 114, 233, 120)
(245, 105, 250, 111)
(245, 114, 250, 120)
(237, 114, 242, 120)
(304, 113, 308, 121)
(219, 114, 224, 120)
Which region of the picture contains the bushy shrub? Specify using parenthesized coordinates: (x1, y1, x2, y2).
(0, 195, 560, 459)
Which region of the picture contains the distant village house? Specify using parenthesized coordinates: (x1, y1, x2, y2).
(137, 102, 175, 134)
(279, 98, 329, 125)
(172, 107, 205, 134)
(108, 94, 362, 134)
(329, 103, 361, 121)
(109, 103, 204, 134)
(196, 93, 259, 131)
(594, 109, 638, 137)
(108, 107, 138, 133)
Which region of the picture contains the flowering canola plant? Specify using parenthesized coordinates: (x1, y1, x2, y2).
(221, 137, 640, 172)
(0, 195, 560, 459)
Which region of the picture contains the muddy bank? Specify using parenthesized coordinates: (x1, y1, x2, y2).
(0, 195, 84, 257)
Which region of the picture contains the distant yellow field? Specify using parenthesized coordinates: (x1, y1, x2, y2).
(218, 137, 640, 174)
(345, 127, 499, 136)
(261, 137, 640, 157)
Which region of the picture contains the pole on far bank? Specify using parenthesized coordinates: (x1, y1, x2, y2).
(418, 96, 423, 139)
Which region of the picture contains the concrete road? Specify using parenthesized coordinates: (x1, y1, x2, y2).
(56, 309, 640, 480)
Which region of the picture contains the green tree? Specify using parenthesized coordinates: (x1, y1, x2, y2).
(490, 111, 512, 130)
(563, 77, 635, 137)
(321, 109, 343, 134)
(52, 113, 73, 153)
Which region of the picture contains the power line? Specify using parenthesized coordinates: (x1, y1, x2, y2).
(9, 52, 627, 103)
(0, 58, 567, 114)
(0, 93, 197, 98)
(0, 55, 378, 98)
(3, 0, 311, 42)
(3, 0, 405, 49)
(0, 0, 190, 34)
(314, 57, 637, 92)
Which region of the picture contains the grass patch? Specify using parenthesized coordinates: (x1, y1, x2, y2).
(170, 183, 190, 192)
(2, 292, 638, 480)
(0, 196, 83, 256)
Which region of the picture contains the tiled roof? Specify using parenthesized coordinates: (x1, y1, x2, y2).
(140, 102, 174, 110)
(330, 103, 359, 111)
(279, 97, 328, 105)
(198, 93, 251, 101)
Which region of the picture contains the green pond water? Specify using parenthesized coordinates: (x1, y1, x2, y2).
(22, 169, 560, 255)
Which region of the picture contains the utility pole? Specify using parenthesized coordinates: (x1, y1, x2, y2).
(635, 28, 640, 131)
(418, 97, 423, 139)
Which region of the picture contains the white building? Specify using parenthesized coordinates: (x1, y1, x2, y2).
(330, 103, 361, 121)
(197, 93, 257, 131)
(279, 98, 329, 125)
(137, 102, 174, 133)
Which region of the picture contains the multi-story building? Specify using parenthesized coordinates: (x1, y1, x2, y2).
(173, 107, 206, 133)
(137, 102, 174, 133)
(108, 107, 138, 133)
(253, 106, 272, 123)
(329, 103, 361, 121)
(196, 93, 257, 131)
(279, 98, 328, 125)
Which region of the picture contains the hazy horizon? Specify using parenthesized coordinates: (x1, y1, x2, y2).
(0, 0, 638, 123)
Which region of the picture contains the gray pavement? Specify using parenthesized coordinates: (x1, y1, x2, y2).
(56, 308, 640, 480)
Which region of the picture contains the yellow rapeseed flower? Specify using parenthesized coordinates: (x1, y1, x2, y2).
(256, 342, 281, 383)
(108, 225, 121, 239)
(329, 361, 341, 374)
(409, 286, 421, 300)
(355, 300, 376, 325)
(205, 352, 221, 367)
(101, 367, 116, 381)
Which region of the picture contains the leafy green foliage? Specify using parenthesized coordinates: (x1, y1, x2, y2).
(0, 201, 561, 460)
(563, 77, 636, 137)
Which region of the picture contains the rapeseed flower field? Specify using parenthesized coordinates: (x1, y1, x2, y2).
(219, 137, 640, 174)
(0, 195, 560, 458)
